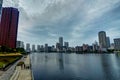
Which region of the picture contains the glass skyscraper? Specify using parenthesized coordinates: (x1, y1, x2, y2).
(59, 37, 63, 51)
(98, 31, 107, 48)
(0, 7, 19, 48)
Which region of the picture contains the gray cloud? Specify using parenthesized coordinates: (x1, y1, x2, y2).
(3, 0, 120, 46)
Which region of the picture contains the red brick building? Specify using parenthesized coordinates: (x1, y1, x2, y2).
(0, 7, 19, 48)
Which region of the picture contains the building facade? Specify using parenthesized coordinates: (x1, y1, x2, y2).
(16, 41, 24, 48)
(114, 38, 120, 51)
(45, 44, 48, 52)
(98, 31, 107, 49)
(32, 44, 36, 52)
(26, 43, 31, 52)
(0, 7, 19, 48)
(37, 45, 40, 52)
(106, 37, 110, 48)
(64, 42, 69, 48)
(59, 37, 63, 51)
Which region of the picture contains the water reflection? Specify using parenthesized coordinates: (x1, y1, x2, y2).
(100, 54, 120, 80)
(30, 53, 120, 80)
(57, 53, 64, 70)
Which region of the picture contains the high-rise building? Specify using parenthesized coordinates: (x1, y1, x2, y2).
(26, 43, 30, 52)
(56, 42, 60, 52)
(114, 38, 120, 50)
(64, 42, 69, 51)
(45, 44, 48, 52)
(0, 7, 19, 48)
(40, 45, 44, 52)
(64, 42, 69, 48)
(0, 0, 3, 15)
(59, 37, 63, 51)
(37, 45, 40, 52)
(106, 37, 110, 48)
(32, 44, 36, 52)
(16, 41, 24, 48)
(98, 31, 107, 49)
(92, 41, 99, 51)
(110, 43, 115, 50)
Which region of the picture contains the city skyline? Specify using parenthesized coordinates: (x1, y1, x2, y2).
(3, 0, 120, 46)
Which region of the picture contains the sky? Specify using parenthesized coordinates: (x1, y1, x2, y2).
(2, 0, 120, 46)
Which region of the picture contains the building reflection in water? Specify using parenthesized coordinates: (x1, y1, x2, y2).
(58, 53, 64, 70)
(45, 54, 48, 63)
(101, 54, 120, 80)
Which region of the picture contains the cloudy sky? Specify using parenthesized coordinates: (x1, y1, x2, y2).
(3, 0, 120, 46)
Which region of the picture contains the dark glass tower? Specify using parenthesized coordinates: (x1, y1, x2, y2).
(98, 31, 107, 48)
(0, 7, 19, 48)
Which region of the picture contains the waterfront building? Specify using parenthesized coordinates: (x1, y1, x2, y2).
(40, 45, 44, 52)
(16, 41, 24, 48)
(56, 42, 60, 52)
(114, 38, 120, 51)
(26, 43, 31, 52)
(110, 43, 115, 50)
(32, 44, 36, 52)
(106, 37, 110, 48)
(37, 45, 40, 52)
(48, 46, 52, 52)
(0, 7, 19, 48)
(51, 45, 56, 52)
(75, 46, 83, 52)
(64, 42, 69, 49)
(59, 37, 63, 51)
(83, 44, 89, 51)
(92, 41, 99, 52)
(45, 44, 48, 52)
(98, 31, 107, 51)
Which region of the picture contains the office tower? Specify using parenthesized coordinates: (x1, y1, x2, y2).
(92, 41, 99, 51)
(32, 44, 36, 52)
(45, 44, 48, 52)
(64, 42, 69, 48)
(110, 43, 115, 50)
(59, 37, 63, 51)
(40, 45, 44, 52)
(75, 46, 83, 52)
(0, 0, 3, 15)
(82, 44, 89, 51)
(56, 42, 60, 52)
(37, 45, 40, 52)
(0, 7, 19, 48)
(106, 37, 110, 48)
(114, 38, 120, 50)
(64, 42, 69, 51)
(16, 41, 24, 48)
(98, 31, 107, 49)
(51, 45, 55, 51)
(26, 43, 30, 52)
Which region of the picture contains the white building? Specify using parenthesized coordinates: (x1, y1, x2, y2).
(26, 43, 31, 52)
(16, 41, 24, 48)
(114, 38, 120, 51)
(32, 44, 36, 52)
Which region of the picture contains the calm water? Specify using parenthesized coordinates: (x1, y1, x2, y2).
(30, 53, 120, 80)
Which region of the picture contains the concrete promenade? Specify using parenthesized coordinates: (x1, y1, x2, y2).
(10, 55, 33, 80)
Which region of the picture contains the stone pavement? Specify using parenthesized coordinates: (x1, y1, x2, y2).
(0, 57, 23, 80)
(10, 55, 33, 80)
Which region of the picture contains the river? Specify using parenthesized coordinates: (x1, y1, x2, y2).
(30, 53, 120, 80)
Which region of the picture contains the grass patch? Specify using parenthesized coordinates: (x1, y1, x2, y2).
(0, 53, 22, 57)
(0, 56, 21, 69)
